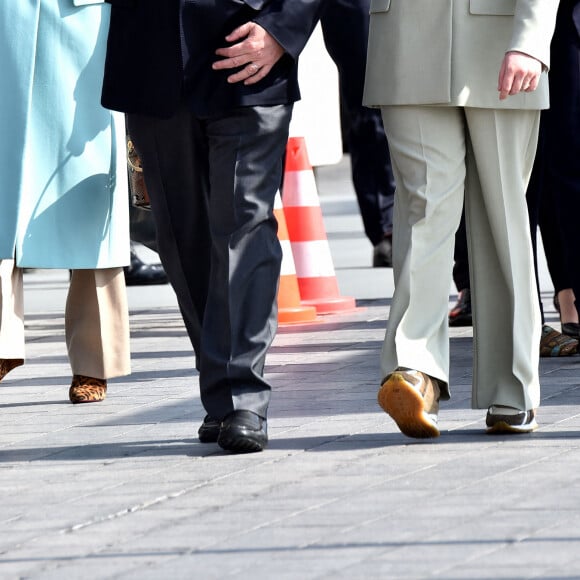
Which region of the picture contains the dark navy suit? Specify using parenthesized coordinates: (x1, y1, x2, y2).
(102, 0, 322, 117)
(102, 0, 325, 421)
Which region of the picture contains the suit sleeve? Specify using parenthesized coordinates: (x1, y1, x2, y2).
(253, 0, 328, 60)
(508, 0, 559, 69)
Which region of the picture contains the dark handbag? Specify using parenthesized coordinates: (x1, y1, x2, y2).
(126, 136, 151, 210)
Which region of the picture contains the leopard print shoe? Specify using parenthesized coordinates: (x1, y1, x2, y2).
(0, 358, 24, 382)
(69, 374, 107, 404)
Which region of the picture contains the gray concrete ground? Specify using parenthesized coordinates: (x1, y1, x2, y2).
(2, 157, 580, 579)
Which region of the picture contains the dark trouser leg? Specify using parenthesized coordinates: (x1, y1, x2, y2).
(452, 212, 470, 293)
(200, 105, 292, 419)
(320, 0, 395, 246)
(449, 209, 473, 327)
(127, 104, 291, 420)
(541, 2, 580, 316)
(127, 106, 211, 365)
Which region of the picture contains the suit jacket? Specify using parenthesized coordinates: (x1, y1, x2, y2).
(572, 0, 580, 35)
(364, 0, 559, 110)
(101, 0, 325, 118)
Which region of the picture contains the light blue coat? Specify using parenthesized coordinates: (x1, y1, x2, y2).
(0, 0, 129, 268)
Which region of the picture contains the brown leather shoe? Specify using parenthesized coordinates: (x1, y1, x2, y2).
(540, 324, 578, 357)
(69, 375, 107, 404)
(0, 358, 24, 382)
(378, 368, 441, 438)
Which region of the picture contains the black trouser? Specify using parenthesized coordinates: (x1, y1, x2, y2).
(530, 0, 580, 318)
(127, 103, 292, 420)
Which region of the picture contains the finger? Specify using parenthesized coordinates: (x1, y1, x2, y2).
(244, 64, 272, 85)
(497, 59, 509, 100)
(527, 74, 540, 92)
(212, 52, 252, 71)
(224, 22, 252, 43)
(498, 70, 513, 101)
(215, 40, 251, 59)
(246, 63, 261, 77)
(522, 72, 539, 92)
(509, 72, 526, 96)
(226, 63, 261, 84)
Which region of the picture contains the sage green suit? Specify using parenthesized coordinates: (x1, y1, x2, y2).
(363, 0, 559, 411)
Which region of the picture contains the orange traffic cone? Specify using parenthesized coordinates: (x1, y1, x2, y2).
(282, 137, 356, 314)
(274, 192, 317, 324)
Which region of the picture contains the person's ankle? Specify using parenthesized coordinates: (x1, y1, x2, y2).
(557, 288, 578, 325)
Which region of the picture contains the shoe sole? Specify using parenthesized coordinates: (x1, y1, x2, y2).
(69, 389, 107, 404)
(486, 419, 538, 434)
(218, 433, 266, 454)
(198, 428, 220, 444)
(378, 375, 440, 439)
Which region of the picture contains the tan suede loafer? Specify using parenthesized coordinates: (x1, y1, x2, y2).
(378, 368, 441, 438)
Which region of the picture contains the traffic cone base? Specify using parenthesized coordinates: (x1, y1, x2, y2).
(278, 305, 318, 324)
(277, 272, 317, 324)
(300, 296, 357, 315)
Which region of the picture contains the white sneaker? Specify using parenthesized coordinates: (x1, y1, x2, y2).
(486, 406, 538, 434)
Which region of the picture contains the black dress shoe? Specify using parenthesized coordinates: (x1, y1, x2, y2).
(562, 322, 580, 339)
(217, 410, 268, 453)
(372, 236, 393, 268)
(124, 250, 168, 286)
(198, 415, 221, 443)
(449, 288, 472, 327)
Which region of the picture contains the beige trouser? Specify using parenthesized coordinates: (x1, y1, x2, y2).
(380, 106, 541, 411)
(0, 260, 130, 379)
